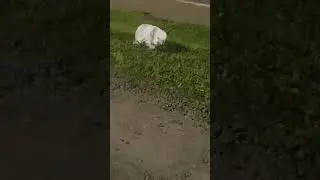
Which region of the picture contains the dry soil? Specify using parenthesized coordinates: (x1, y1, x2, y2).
(110, 75, 210, 180)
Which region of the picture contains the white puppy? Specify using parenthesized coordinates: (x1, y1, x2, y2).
(134, 24, 167, 49)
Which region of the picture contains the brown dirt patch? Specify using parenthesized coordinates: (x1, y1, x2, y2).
(110, 77, 210, 180)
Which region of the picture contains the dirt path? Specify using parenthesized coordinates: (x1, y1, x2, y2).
(110, 76, 210, 179)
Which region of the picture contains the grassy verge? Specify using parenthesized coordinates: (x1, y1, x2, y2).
(110, 9, 210, 123)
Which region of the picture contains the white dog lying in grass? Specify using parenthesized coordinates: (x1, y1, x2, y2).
(134, 24, 167, 49)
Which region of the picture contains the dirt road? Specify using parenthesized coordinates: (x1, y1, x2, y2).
(110, 75, 210, 179)
(110, 0, 210, 26)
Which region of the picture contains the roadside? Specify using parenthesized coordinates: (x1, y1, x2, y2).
(110, 4, 210, 180)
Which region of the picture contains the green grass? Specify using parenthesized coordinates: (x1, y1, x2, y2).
(110, 9, 210, 121)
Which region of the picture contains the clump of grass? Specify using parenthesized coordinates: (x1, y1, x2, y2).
(110, 9, 210, 122)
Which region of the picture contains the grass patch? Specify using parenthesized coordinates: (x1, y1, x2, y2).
(110, 9, 210, 122)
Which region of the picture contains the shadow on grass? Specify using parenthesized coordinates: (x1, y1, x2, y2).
(111, 31, 190, 53)
(156, 41, 190, 53)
